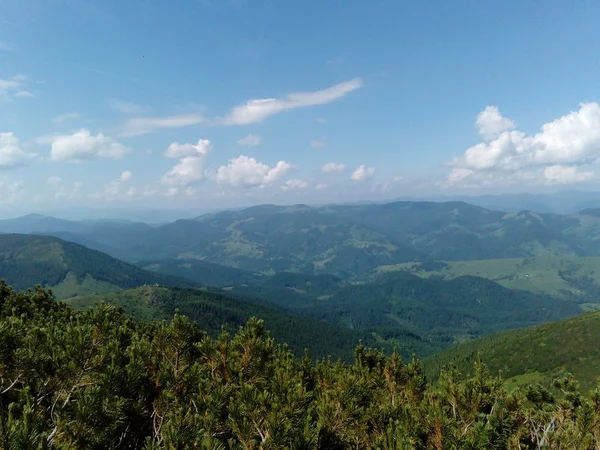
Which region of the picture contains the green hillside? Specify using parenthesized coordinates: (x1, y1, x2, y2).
(136, 258, 262, 286)
(377, 255, 600, 307)
(0, 234, 195, 299)
(424, 310, 600, 391)
(225, 271, 580, 347)
(67, 285, 437, 361)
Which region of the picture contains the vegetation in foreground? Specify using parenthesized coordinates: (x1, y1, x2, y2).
(2, 282, 600, 449)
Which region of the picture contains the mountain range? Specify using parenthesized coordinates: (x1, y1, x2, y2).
(6, 201, 600, 279)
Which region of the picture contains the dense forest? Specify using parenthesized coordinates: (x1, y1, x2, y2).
(1, 282, 599, 449)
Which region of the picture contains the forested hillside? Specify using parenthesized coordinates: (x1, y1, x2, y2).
(136, 258, 262, 286)
(424, 309, 600, 392)
(0, 282, 599, 448)
(69, 285, 436, 361)
(227, 271, 581, 346)
(0, 234, 195, 299)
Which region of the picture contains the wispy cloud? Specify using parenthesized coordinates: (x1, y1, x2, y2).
(119, 78, 363, 136)
(120, 113, 206, 137)
(0, 75, 32, 99)
(52, 112, 81, 123)
(237, 134, 261, 147)
(219, 78, 363, 125)
(310, 137, 327, 148)
(109, 99, 150, 115)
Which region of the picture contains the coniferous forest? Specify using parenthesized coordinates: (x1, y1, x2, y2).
(1, 281, 599, 449)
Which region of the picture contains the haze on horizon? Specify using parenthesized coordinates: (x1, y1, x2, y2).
(2, 0, 600, 217)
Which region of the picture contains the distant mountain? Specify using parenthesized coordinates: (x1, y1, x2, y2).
(424, 309, 600, 392)
(0, 234, 195, 299)
(12, 200, 600, 278)
(225, 271, 580, 347)
(67, 285, 436, 361)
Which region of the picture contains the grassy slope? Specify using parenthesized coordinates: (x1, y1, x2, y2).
(376, 255, 600, 305)
(423, 310, 600, 392)
(67, 286, 438, 361)
(0, 234, 195, 299)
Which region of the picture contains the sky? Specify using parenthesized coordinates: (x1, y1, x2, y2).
(2, 0, 600, 217)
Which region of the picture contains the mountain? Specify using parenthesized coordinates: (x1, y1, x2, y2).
(225, 271, 581, 347)
(0, 234, 195, 299)
(376, 255, 600, 305)
(135, 258, 262, 286)
(67, 285, 436, 361)
(424, 309, 600, 392)
(13, 200, 600, 278)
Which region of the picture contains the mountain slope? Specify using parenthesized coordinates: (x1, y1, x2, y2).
(225, 271, 581, 347)
(67, 286, 438, 361)
(0, 234, 195, 299)
(424, 310, 600, 391)
(136, 258, 262, 286)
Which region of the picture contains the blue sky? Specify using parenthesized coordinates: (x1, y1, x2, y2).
(2, 0, 600, 216)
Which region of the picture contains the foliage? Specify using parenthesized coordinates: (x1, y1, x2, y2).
(0, 282, 600, 448)
(424, 309, 600, 392)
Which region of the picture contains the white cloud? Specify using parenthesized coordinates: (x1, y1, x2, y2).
(119, 78, 362, 136)
(49, 178, 83, 201)
(185, 187, 197, 196)
(163, 157, 208, 186)
(220, 78, 363, 125)
(52, 112, 80, 123)
(120, 170, 133, 182)
(316, 117, 329, 124)
(165, 187, 179, 196)
(282, 179, 309, 190)
(310, 137, 327, 148)
(543, 165, 594, 184)
(91, 171, 133, 201)
(50, 129, 130, 162)
(237, 134, 261, 147)
(0, 75, 31, 99)
(162, 139, 212, 186)
(109, 99, 149, 115)
(0, 133, 36, 168)
(120, 113, 205, 137)
(476, 106, 516, 140)
(447, 103, 600, 187)
(165, 139, 212, 158)
(321, 162, 347, 173)
(216, 155, 293, 188)
(316, 183, 328, 190)
(0, 178, 24, 204)
(15, 90, 34, 98)
(351, 165, 375, 181)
